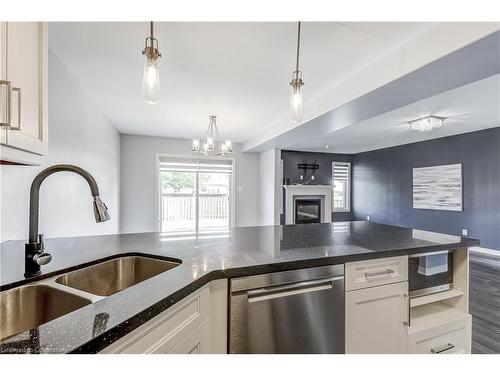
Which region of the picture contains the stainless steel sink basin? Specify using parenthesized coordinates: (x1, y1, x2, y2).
(55, 256, 181, 296)
(0, 285, 92, 341)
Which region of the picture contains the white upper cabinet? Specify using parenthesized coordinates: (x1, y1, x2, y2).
(0, 22, 48, 165)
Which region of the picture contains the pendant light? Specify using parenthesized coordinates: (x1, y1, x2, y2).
(192, 115, 233, 157)
(289, 21, 304, 125)
(142, 21, 162, 104)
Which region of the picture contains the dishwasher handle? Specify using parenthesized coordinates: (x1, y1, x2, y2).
(244, 275, 344, 303)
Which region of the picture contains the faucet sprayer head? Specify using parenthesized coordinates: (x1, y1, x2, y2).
(93, 196, 110, 223)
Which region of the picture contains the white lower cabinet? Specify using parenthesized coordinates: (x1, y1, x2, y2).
(100, 280, 227, 354)
(346, 281, 409, 354)
(168, 318, 211, 354)
(407, 315, 471, 354)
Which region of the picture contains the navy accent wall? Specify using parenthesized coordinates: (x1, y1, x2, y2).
(352, 127, 500, 250)
(281, 150, 353, 223)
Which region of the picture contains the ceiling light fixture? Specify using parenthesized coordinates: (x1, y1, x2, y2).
(192, 115, 232, 157)
(409, 116, 444, 132)
(289, 21, 304, 125)
(142, 21, 162, 104)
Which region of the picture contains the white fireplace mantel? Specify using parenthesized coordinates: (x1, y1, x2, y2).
(284, 184, 332, 224)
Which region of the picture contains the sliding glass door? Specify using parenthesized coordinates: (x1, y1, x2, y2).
(159, 157, 232, 234)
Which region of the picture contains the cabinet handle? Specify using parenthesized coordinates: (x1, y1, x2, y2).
(0, 80, 12, 127)
(245, 275, 344, 303)
(403, 293, 410, 326)
(431, 343, 455, 354)
(10, 87, 21, 131)
(364, 269, 395, 278)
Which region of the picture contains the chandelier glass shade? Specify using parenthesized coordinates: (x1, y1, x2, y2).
(192, 116, 233, 156)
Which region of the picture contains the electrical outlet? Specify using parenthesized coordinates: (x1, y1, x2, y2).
(462, 229, 468, 236)
(367, 216, 370, 221)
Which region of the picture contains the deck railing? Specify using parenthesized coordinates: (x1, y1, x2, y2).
(161, 193, 229, 221)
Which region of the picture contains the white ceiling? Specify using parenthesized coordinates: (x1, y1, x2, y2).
(290, 74, 500, 154)
(48, 22, 435, 143)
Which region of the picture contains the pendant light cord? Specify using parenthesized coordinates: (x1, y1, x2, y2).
(295, 21, 301, 73)
(150, 21, 154, 39)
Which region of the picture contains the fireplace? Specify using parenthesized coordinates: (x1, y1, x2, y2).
(284, 185, 332, 224)
(295, 199, 321, 224)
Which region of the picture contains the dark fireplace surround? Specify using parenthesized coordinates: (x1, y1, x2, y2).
(295, 199, 321, 224)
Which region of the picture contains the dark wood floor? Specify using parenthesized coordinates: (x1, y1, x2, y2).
(469, 251, 500, 354)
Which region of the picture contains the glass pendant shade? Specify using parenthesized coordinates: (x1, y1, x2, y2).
(289, 22, 304, 125)
(289, 81, 303, 125)
(142, 56, 160, 104)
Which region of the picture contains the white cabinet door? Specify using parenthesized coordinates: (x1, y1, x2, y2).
(99, 280, 228, 354)
(101, 286, 210, 354)
(1, 22, 47, 161)
(168, 319, 210, 354)
(0, 22, 8, 145)
(346, 281, 409, 354)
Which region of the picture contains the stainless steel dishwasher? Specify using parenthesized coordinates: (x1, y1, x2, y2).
(229, 264, 344, 354)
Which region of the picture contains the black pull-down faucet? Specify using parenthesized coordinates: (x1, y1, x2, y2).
(25, 164, 110, 278)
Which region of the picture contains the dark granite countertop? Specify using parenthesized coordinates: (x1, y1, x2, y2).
(0, 221, 479, 354)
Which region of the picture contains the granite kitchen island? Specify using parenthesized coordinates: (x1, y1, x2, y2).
(0, 221, 478, 354)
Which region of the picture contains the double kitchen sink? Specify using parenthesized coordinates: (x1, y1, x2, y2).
(0, 255, 181, 342)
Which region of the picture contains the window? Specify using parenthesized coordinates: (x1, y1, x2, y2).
(332, 162, 351, 212)
(158, 156, 233, 234)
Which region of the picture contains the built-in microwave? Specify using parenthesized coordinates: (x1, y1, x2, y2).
(408, 250, 454, 298)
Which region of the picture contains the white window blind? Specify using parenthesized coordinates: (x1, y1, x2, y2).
(333, 162, 350, 180)
(159, 157, 233, 173)
(332, 162, 351, 212)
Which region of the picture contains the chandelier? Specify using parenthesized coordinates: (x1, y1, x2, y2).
(192, 115, 232, 156)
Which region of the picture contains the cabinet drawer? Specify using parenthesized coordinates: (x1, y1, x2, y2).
(101, 286, 210, 354)
(408, 315, 471, 354)
(168, 318, 210, 354)
(345, 255, 408, 291)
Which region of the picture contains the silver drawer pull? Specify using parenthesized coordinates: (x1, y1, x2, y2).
(0, 80, 12, 127)
(431, 343, 455, 354)
(364, 269, 395, 278)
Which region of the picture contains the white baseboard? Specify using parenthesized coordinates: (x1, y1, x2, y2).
(470, 246, 500, 257)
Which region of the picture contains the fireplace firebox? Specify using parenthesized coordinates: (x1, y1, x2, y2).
(295, 199, 321, 224)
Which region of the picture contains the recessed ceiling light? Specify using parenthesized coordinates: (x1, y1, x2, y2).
(409, 116, 444, 132)
(325, 145, 330, 149)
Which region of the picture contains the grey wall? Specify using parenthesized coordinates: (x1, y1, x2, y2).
(352, 127, 500, 250)
(281, 150, 353, 222)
